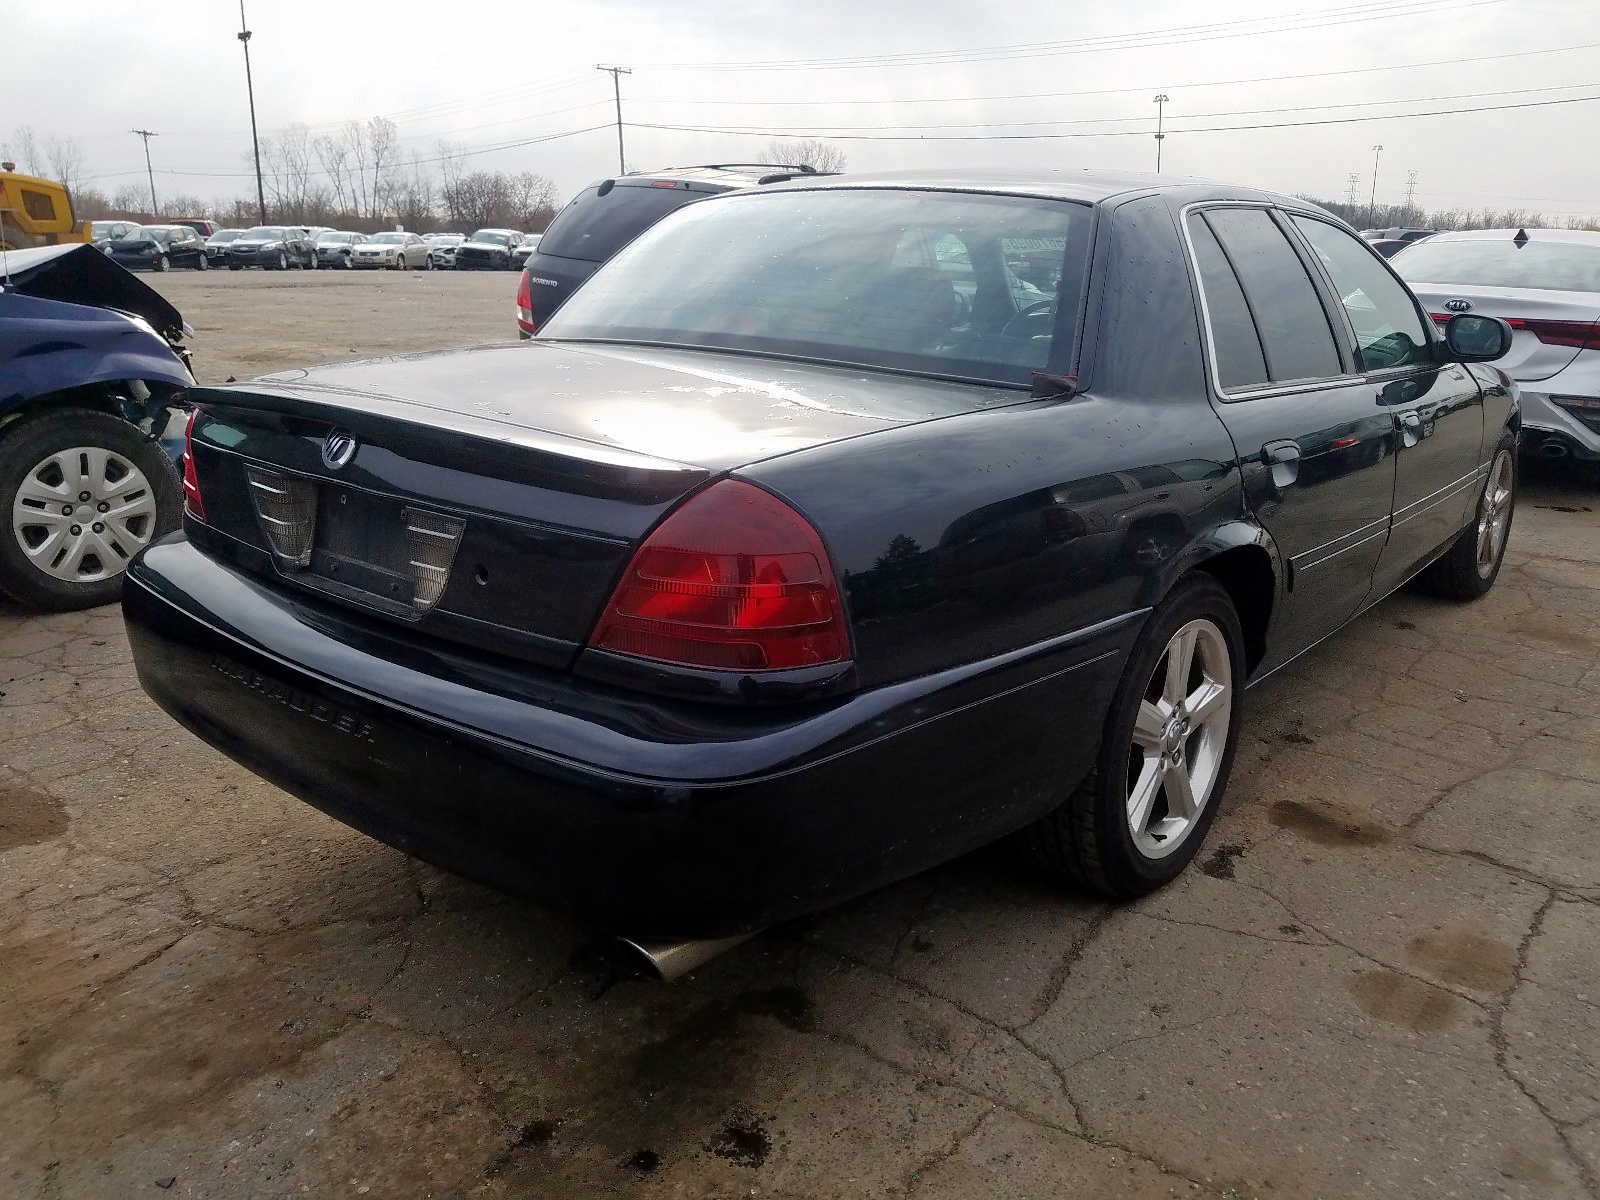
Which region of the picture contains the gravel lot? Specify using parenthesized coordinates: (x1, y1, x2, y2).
(2, 270, 1599, 1199)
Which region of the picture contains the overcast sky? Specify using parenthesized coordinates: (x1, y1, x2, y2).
(6, 0, 1598, 220)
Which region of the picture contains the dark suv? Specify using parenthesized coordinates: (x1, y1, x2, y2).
(515, 163, 823, 337)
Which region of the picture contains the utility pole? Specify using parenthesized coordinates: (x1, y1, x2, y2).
(1404, 170, 1419, 219)
(1366, 144, 1384, 230)
(1153, 94, 1169, 173)
(131, 129, 158, 215)
(597, 65, 632, 175)
(238, 1, 267, 225)
(1345, 172, 1360, 207)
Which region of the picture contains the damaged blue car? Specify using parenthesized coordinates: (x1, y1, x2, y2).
(0, 243, 192, 608)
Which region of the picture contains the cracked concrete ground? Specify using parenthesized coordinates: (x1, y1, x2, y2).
(3, 272, 1599, 1198)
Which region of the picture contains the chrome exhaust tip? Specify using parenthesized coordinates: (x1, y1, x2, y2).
(615, 933, 755, 983)
(1540, 440, 1570, 459)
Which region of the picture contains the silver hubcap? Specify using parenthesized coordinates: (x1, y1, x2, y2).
(1475, 450, 1514, 579)
(11, 447, 158, 582)
(1127, 619, 1233, 859)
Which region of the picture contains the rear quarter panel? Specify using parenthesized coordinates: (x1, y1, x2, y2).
(742, 190, 1247, 690)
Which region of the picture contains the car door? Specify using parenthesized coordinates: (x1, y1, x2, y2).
(1288, 215, 1485, 595)
(1185, 205, 1397, 669)
(173, 228, 199, 266)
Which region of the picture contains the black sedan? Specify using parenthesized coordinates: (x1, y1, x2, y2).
(225, 226, 318, 270)
(124, 170, 1518, 961)
(107, 225, 208, 272)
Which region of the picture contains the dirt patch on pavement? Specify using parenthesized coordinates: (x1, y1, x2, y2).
(1404, 930, 1517, 992)
(1270, 798, 1390, 847)
(1348, 969, 1464, 1032)
(0, 781, 68, 851)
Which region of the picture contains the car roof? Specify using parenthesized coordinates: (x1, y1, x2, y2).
(746, 166, 1326, 212)
(1415, 227, 1600, 246)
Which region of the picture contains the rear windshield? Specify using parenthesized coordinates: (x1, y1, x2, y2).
(536, 183, 702, 263)
(539, 189, 1092, 387)
(1394, 239, 1600, 293)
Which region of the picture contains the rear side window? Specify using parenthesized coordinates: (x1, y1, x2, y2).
(537, 183, 705, 263)
(1188, 216, 1268, 390)
(1198, 208, 1342, 387)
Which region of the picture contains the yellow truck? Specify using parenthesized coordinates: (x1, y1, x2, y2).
(0, 166, 91, 251)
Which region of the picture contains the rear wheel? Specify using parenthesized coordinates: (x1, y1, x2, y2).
(1023, 575, 1244, 897)
(0, 409, 181, 610)
(1416, 437, 1516, 601)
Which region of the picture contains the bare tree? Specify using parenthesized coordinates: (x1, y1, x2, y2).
(314, 132, 353, 215)
(260, 123, 317, 221)
(761, 138, 847, 174)
(367, 117, 399, 221)
(45, 136, 86, 194)
(3, 125, 42, 173)
(508, 171, 558, 230)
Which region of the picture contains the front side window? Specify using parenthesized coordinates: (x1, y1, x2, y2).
(540, 188, 1092, 388)
(1200, 208, 1342, 386)
(1291, 216, 1431, 372)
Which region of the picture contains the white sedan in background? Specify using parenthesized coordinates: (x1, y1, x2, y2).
(1394, 228, 1600, 469)
(351, 231, 432, 270)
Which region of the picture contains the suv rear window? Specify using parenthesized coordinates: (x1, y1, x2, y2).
(536, 183, 705, 263)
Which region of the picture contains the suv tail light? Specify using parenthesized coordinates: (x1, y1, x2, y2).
(180, 410, 204, 520)
(516, 269, 536, 335)
(589, 480, 850, 671)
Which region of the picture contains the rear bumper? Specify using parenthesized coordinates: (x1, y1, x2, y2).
(1521, 387, 1600, 458)
(124, 537, 1130, 937)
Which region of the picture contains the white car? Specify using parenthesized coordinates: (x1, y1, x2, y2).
(1394, 229, 1600, 467)
(351, 231, 432, 270)
(426, 233, 466, 269)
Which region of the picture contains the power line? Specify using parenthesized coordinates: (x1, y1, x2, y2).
(640, 0, 1502, 71)
(627, 41, 1600, 108)
(629, 90, 1600, 141)
(629, 81, 1599, 135)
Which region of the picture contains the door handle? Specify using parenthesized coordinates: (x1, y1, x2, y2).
(1260, 440, 1301, 488)
(1396, 410, 1423, 448)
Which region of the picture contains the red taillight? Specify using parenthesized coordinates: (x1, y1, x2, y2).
(589, 480, 850, 672)
(1431, 314, 1600, 349)
(181, 409, 204, 520)
(516, 268, 536, 335)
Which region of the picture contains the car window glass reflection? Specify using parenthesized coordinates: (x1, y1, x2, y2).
(1291, 216, 1431, 373)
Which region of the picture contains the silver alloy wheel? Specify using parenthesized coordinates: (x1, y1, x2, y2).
(1476, 449, 1514, 579)
(11, 446, 159, 582)
(1126, 618, 1233, 859)
(277, 250, 288, 270)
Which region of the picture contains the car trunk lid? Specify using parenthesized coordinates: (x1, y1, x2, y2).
(185, 341, 1021, 667)
(1409, 283, 1600, 382)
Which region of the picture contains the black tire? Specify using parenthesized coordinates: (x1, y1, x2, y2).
(0, 409, 182, 611)
(194, 253, 208, 271)
(275, 250, 288, 270)
(341, 253, 353, 269)
(1416, 435, 1516, 602)
(305, 253, 317, 270)
(154, 254, 170, 273)
(392, 255, 405, 271)
(1023, 574, 1246, 898)
(228, 263, 241, 271)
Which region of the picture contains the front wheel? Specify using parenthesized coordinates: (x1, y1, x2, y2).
(1023, 574, 1244, 897)
(305, 253, 317, 270)
(1417, 437, 1516, 601)
(0, 409, 182, 610)
(153, 254, 170, 273)
(194, 253, 209, 271)
(275, 250, 288, 270)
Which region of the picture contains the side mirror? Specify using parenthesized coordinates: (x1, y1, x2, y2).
(1442, 313, 1513, 362)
